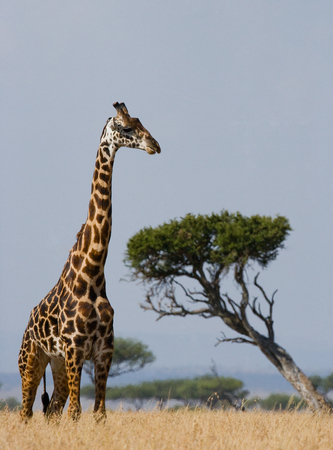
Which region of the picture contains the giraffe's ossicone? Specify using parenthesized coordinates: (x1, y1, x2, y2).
(18, 102, 161, 421)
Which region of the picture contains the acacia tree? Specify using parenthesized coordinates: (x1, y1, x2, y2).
(125, 211, 331, 411)
(84, 337, 155, 384)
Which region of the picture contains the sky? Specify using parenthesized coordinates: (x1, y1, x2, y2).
(0, 1, 333, 383)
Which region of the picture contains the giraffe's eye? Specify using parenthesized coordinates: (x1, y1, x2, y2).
(123, 127, 132, 133)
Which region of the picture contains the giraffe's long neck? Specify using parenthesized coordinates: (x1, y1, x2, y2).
(62, 143, 117, 299)
(86, 143, 116, 259)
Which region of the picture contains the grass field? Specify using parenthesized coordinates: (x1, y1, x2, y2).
(0, 409, 332, 450)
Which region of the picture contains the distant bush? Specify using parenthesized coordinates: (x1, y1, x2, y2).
(247, 394, 305, 411)
(0, 397, 21, 411)
(309, 372, 333, 395)
(82, 374, 248, 409)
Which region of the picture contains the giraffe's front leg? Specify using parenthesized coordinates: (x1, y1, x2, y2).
(93, 339, 114, 420)
(65, 347, 85, 420)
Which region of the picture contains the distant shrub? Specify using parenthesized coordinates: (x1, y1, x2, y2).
(82, 374, 247, 409)
(248, 394, 305, 411)
(0, 397, 21, 411)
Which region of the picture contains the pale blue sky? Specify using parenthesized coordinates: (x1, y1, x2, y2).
(1, 1, 332, 379)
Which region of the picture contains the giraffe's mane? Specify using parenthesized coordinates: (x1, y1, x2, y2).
(76, 223, 85, 241)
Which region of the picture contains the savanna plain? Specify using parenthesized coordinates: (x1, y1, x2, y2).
(1, 409, 332, 450)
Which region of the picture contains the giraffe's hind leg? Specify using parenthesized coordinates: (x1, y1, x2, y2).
(18, 335, 50, 420)
(93, 338, 114, 420)
(47, 358, 69, 417)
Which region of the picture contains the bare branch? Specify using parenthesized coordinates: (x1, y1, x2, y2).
(215, 332, 256, 346)
(210, 359, 219, 378)
(234, 264, 250, 311)
(140, 287, 212, 320)
(224, 293, 241, 317)
(254, 273, 276, 307)
(173, 278, 209, 304)
(233, 264, 256, 340)
(207, 264, 224, 289)
(251, 273, 275, 341)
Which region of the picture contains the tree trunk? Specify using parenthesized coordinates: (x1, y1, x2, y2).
(251, 332, 331, 411)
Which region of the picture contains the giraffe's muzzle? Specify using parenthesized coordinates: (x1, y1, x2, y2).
(146, 139, 161, 155)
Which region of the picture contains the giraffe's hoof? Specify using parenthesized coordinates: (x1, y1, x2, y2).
(67, 406, 82, 422)
(20, 410, 33, 422)
(93, 410, 107, 424)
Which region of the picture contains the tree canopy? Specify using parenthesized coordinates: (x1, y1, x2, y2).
(125, 211, 291, 283)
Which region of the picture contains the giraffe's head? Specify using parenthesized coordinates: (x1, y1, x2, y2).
(101, 102, 161, 155)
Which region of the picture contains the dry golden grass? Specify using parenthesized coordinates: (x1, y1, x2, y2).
(0, 408, 332, 450)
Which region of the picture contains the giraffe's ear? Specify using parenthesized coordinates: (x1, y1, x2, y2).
(113, 102, 130, 117)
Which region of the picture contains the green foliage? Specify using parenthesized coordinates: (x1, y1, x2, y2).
(309, 375, 323, 390)
(110, 337, 156, 377)
(324, 373, 333, 393)
(250, 394, 304, 411)
(80, 384, 95, 398)
(0, 397, 21, 411)
(309, 372, 333, 395)
(83, 337, 155, 383)
(82, 374, 247, 407)
(0, 381, 21, 411)
(125, 211, 291, 282)
(175, 375, 245, 403)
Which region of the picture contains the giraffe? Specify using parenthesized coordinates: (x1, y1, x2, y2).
(18, 102, 161, 421)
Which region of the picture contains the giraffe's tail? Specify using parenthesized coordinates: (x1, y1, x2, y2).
(41, 371, 50, 415)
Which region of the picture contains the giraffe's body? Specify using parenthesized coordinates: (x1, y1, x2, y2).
(18, 103, 160, 420)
